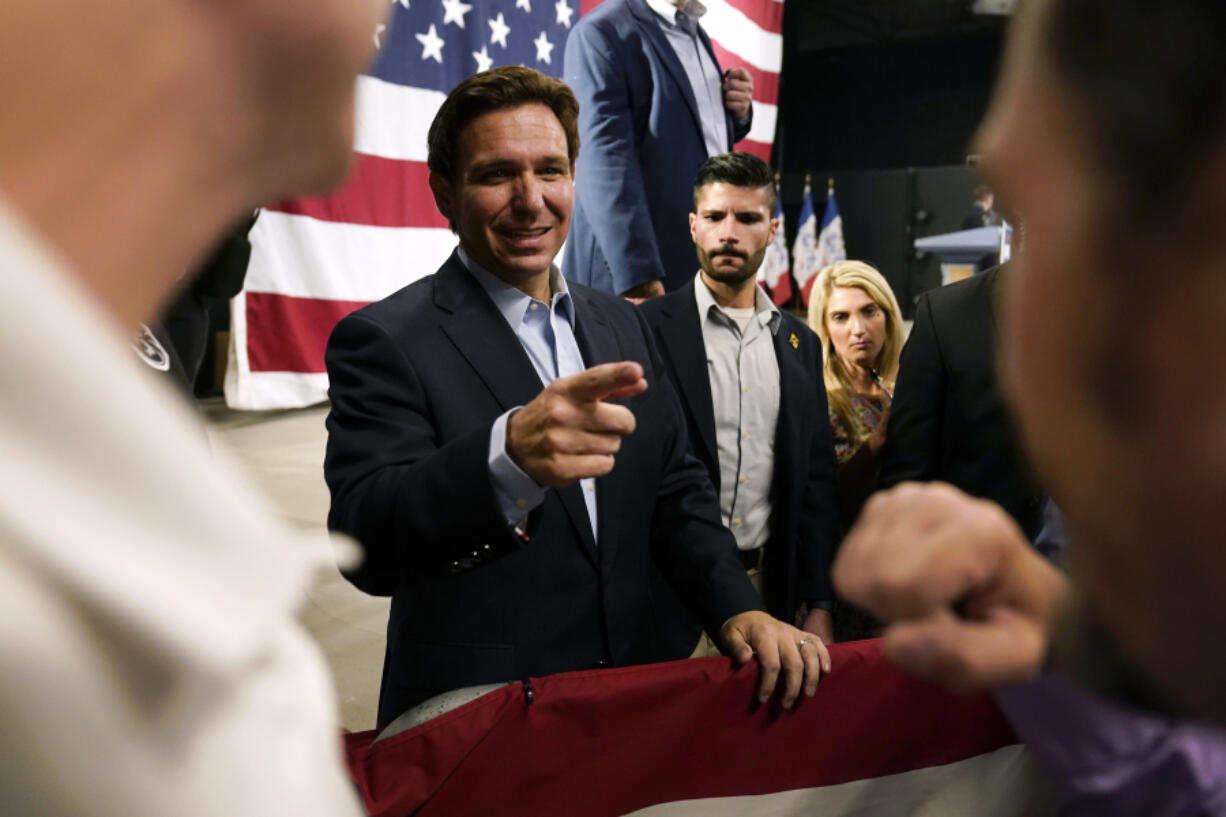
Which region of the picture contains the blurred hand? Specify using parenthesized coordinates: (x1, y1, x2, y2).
(507, 362, 647, 487)
(833, 482, 1068, 691)
(621, 279, 666, 304)
(800, 608, 834, 644)
(722, 68, 754, 122)
(721, 610, 831, 708)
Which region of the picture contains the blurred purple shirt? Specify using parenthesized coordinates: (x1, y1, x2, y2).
(997, 675, 1226, 816)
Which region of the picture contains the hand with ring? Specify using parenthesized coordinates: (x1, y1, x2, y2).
(720, 611, 832, 708)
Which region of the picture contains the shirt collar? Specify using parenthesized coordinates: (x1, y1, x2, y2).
(644, 0, 707, 27)
(693, 271, 781, 335)
(458, 246, 576, 330)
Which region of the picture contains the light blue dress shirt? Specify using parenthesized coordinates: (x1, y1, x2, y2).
(643, 0, 730, 158)
(459, 248, 598, 541)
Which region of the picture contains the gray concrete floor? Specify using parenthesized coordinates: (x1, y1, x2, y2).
(203, 400, 386, 731)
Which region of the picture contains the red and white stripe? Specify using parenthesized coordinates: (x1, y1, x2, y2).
(343, 641, 1053, 816)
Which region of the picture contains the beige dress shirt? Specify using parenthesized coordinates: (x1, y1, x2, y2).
(693, 274, 781, 550)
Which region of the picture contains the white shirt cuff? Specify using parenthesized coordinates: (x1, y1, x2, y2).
(488, 409, 547, 526)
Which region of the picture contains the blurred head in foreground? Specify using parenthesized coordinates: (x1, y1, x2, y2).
(0, 0, 384, 325)
(976, 0, 1226, 720)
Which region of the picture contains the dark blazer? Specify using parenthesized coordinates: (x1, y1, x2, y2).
(324, 253, 762, 727)
(639, 281, 843, 622)
(562, 0, 751, 296)
(877, 266, 1045, 537)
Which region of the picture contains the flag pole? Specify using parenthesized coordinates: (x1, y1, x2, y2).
(793, 174, 813, 312)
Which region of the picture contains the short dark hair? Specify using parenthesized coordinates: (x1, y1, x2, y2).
(692, 152, 777, 210)
(1042, 0, 1226, 220)
(973, 185, 993, 203)
(427, 66, 580, 181)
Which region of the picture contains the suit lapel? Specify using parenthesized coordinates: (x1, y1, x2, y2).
(771, 319, 806, 493)
(628, 0, 706, 138)
(656, 284, 718, 481)
(436, 255, 544, 412)
(570, 290, 627, 572)
(437, 253, 598, 563)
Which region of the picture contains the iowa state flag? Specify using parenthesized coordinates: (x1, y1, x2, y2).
(757, 197, 792, 306)
(226, 0, 787, 409)
(343, 641, 1054, 816)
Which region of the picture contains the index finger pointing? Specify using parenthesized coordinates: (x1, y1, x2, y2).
(558, 362, 646, 404)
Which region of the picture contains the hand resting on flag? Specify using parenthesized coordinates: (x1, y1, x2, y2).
(507, 361, 648, 487)
(833, 482, 1067, 691)
(721, 611, 832, 709)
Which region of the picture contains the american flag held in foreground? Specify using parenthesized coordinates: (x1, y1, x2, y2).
(226, 0, 785, 409)
(343, 640, 1053, 816)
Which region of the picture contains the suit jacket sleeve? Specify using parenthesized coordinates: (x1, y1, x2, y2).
(565, 23, 668, 294)
(633, 307, 765, 634)
(877, 292, 946, 489)
(324, 312, 525, 596)
(794, 327, 842, 606)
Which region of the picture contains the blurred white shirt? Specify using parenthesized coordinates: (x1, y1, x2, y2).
(0, 199, 362, 817)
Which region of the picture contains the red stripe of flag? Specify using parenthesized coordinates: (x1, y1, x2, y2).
(719, 0, 783, 36)
(345, 641, 1021, 816)
(245, 292, 368, 373)
(736, 140, 773, 161)
(710, 43, 780, 106)
(265, 154, 449, 229)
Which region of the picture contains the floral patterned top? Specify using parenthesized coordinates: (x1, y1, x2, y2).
(829, 393, 888, 465)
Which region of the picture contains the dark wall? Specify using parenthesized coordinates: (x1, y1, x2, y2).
(779, 166, 984, 318)
(774, 2, 1008, 314)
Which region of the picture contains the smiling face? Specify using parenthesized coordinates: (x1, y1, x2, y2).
(690, 182, 778, 290)
(429, 102, 573, 290)
(824, 285, 887, 375)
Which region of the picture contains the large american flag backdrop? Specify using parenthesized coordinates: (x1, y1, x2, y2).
(225, 0, 785, 409)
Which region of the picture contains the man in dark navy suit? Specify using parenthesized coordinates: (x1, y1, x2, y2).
(877, 265, 1048, 544)
(324, 67, 828, 728)
(640, 152, 842, 646)
(562, 0, 754, 298)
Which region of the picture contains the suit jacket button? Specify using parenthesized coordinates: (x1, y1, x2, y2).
(591, 659, 610, 669)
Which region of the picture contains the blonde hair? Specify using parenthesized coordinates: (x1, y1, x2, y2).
(807, 260, 904, 447)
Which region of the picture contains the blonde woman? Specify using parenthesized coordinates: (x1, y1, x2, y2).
(808, 260, 904, 527)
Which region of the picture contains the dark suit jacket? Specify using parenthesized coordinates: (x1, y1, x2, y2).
(324, 253, 762, 727)
(639, 281, 843, 622)
(877, 267, 1044, 537)
(562, 0, 751, 295)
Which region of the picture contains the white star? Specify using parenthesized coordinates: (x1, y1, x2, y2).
(533, 31, 554, 64)
(472, 45, 494, 72)
(393, 0, 409, 8)
(555, 0, 574, 27)
(416, 24, 445, 63)
(516, 0, 532, 11)
(442, 0, 473, 28)
(488, 13, 511, 48)
(373, 23, 387, 48)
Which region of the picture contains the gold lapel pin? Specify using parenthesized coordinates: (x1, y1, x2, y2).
(789, 332, 799, 350)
